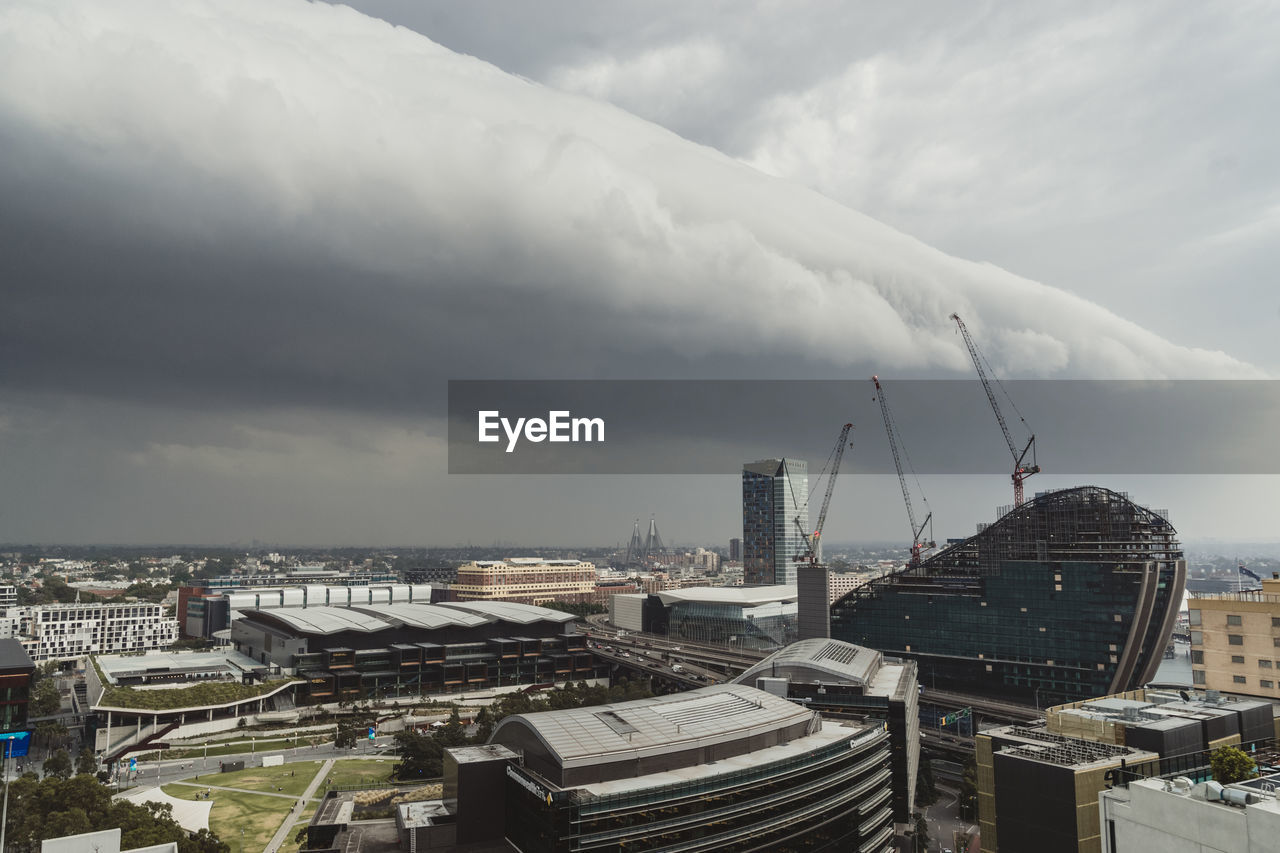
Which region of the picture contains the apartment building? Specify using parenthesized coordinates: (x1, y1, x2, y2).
(451, 559, 597, 605)
(6, 602, 179, 663)
(1189, 573, 1280, 698)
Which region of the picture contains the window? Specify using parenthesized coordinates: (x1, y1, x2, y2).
(1229, 635, 1244, 646)
(1228, 614, 1243, 626)
(1232, 655, 1245, 664)
(1191, 631, 1203, 645)
(1262, 660, 1273, 668)
(1193, 670, 1206, 684)
(1273, 616, 1280, 628)
(1189, 609, 1201, 626)
(1191, 650, 1204, 664)
(1233, 675, 1248, 684)
(1263, 680, 1274, 689)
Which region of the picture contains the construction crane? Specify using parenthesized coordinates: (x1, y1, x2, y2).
(794, 423, 854, 564)
(872, 376, 934, 567)
(950, 312, 1040, 506)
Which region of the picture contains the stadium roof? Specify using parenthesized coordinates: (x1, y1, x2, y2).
(653, 585, 796, 607)
(349, 603, 489, 630)
(437, 600, 576, 625)
(257, 607, 391, 634)
(734, 638, 882, 688)
(491, 683, 812, 773)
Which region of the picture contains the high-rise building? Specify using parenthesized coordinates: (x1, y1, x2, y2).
(728, 537, 742, 561)
(742, 458, 807, 586)
(832, 486, 1186, 706)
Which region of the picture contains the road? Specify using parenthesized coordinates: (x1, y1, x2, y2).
(923, 783, 977, 853)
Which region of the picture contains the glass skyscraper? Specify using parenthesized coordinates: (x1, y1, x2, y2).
(743, 458, 808, 586)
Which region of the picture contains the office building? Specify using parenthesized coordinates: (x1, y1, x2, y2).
(6, 602, 179, 663)
(417, 684, 895, 852)
(451, 559, 597, 605)
(612, 585, 798, 650)
(1188, 573, 1280, 698)
(734, 638, 920, 825)
(743, 458, 807, 585)
(728, 537, 742, 562)
(832, 486, 1186, 705)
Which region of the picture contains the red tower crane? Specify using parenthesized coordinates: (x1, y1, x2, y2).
(794, 422, 854, 564)
(950, 312, 1040, 506)
(872, 376, 934, 567)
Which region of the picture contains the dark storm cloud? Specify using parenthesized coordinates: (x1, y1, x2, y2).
(0, 0, 1270, 545)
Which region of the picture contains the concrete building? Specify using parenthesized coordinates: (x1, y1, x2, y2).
(1189, 573, 1280, 699)
(0, 585, 17, 608)
(231, 600, 603, 701)
(451, 559, 597, 605)
(6, 602, 178, 663)
(743, 458, 807, 585)
(734, 638, 920, 826)
(415, 684, 896, 852)
(1099, 774, 1280, 853)
(978, 687, 1280, 853)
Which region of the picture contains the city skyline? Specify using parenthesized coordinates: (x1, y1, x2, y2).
(1, 1, 1277, 546)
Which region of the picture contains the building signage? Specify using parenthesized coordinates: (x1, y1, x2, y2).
(507, 764, 553, 805)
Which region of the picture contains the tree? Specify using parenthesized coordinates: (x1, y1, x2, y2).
(915, 757, 938, 807)
(30, 679, 61, 717)
(43, 748, 73, 780)
(958, 756, 979, 822)
(473, 706, 494, 744)
(335, 722, 358, 749)
(1211, 745, 1258, 784)
(911, 812, 931, 852)
(393, 729, 444, 780)
(76, 747, 98, 776)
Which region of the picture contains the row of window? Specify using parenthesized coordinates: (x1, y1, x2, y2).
(1190, 610, 1280, 628)
(1192, 670, 1278, 689)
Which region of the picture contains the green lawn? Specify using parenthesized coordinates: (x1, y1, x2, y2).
(158, 735, 329, 761)
(192, 762, 322, 797)
(163, 784, 294, 853)
(322, 758, 395, 789)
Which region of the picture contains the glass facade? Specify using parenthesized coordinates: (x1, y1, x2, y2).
(666, 600, 798, 651)
(505, 729, 894, 853)
(831, 487, 1186, 705)
(743, 459, 807, 586)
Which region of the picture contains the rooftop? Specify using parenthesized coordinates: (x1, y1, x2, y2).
(734, 638, 881, 688)
(0, 638, 34, 672)
(491, 683, 813, 773)
(653, 584, 796, 607)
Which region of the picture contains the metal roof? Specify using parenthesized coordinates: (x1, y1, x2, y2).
(259, 607, 391, 634)
(653, 584, 797, 607)
(436, 600, 576, 625)
(734, 638, 882, 688)
(348, 604, 489, 630)
(491, 684, 813, 771)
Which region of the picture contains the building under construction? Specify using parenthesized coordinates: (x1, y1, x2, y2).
(830, 486, 1186, 706)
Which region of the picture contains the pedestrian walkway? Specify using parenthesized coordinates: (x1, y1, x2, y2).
(167, 780, 315, 802)
(263, 759, 334, 853)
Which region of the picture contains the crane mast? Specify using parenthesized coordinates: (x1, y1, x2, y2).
(950, 313, 1039, 506)
(795, 423, 853, 563)
(872, 377, 933, 567)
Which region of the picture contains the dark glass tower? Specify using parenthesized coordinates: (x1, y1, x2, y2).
(831, 486, 1186, 706)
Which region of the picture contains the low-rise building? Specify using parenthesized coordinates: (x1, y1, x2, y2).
(1099, 773, 1280, 852)
(6, 602, 178, 663)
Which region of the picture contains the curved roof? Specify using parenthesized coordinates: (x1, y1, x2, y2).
(733, 638, 882, 687)
(490, 683, 812, 770)
(436, 600, 576, 625)
(653, 584, 797, 607)
(261, 607, 391, 634)
(349, 603, 489, 630)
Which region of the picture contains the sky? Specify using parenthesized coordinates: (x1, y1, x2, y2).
(0, 0, 1276, 548)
